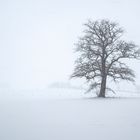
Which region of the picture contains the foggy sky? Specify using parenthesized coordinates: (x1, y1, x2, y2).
(0, 0, 140, 90)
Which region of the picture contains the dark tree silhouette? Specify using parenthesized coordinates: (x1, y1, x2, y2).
(71, 19, 140, 97)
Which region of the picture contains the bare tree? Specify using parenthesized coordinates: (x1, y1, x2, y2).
(71, 19, 140, 97)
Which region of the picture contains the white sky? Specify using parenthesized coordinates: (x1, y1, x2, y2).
(0, 0, 140, 90)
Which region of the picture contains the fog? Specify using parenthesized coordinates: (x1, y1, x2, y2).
(0, 0, 140, 91)
(1, 1, 140, 139)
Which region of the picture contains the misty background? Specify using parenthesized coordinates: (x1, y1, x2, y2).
(1, 1, 140, 140)
(0, 0, 140, 92)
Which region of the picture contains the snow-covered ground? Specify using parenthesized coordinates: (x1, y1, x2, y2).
(0, 88, 140, 140)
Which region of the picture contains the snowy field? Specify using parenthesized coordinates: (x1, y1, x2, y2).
(0, 88, 140, 140)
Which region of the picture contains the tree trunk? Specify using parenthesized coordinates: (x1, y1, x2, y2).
(98, 45, 107, 97)
(98, 76, 107, 97)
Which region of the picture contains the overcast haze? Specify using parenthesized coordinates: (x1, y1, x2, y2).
(0, 0, 140, 90)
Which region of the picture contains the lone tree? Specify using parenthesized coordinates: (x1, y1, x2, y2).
(71, 19, 140, 97)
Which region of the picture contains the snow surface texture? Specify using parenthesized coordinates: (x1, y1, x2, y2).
(0, 89, 140, 140)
